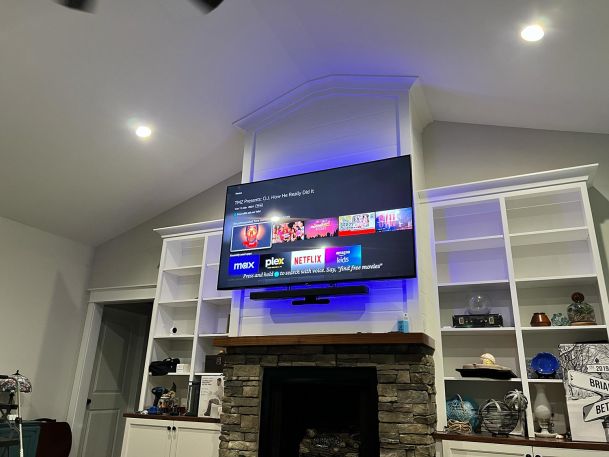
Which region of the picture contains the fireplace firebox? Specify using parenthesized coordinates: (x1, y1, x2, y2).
(259, 367, 379, 457)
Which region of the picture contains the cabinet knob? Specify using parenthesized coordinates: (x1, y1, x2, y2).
(535, 455, 541, 457)
(525, 454, 532, 457)
(172, 426, 177, 431)
(166, 426, 171, 431)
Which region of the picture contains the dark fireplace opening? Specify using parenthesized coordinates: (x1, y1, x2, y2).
(259, 366, 380, 457)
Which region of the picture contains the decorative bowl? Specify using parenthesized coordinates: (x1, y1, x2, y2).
(531, 352, 560, 378)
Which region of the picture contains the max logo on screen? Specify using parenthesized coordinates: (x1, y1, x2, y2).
(228, 255, 259, 275)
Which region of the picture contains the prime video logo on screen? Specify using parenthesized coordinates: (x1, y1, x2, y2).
(228, 255, 259, 275)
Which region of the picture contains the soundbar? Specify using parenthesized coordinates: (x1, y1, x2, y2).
(249, 285, 369, 305)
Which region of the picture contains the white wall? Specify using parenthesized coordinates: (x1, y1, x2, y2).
(0, 215, 92, 420)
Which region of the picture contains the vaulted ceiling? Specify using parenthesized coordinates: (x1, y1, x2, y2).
(2, 0, 608, 245)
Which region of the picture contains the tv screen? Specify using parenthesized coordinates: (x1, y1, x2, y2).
(217, 155, 416, 290)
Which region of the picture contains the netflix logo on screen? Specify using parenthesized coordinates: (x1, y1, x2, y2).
(291, 248, 325, 271)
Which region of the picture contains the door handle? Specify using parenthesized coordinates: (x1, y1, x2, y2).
(86, 398, 92, 407)
(166, 426, 171, 431)
(172, 426, 177, 431)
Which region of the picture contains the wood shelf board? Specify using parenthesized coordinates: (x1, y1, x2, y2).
(433, 431, 609, 451)
(509, 226, 589, 246)
(213, 332, 435, 349)
(194, 372, 224, 376)
(435, 235, 505, 253)
(521, 325, 607, 333)
(123, 413, 220, 424)
(441, 327, 516, 336)
(198, 333, 229, 338)
(444, 377, 522, 382)
(515, 274, 598, 288)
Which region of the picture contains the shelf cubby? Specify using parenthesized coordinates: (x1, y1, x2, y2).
(505, 188, 586, 234)
(516, 280, 604, 326)
(193, 337, 224, 374)
(149, 339, 193, 377)
(521, 327, 609, 365)
(433, 200, 503, 242)
(159, 272, 201, 302)
(441, 333, 521, 379)
(439, 282, 514, 328)
(155, 303, 197, 336)
(198, 301, 231, 335)
(164, 238, 205, 269)
(436, 247, 509, 284)
(511, 239, 595, 280)
(528, 382, 569, 435)
(444, 380, 523, 415)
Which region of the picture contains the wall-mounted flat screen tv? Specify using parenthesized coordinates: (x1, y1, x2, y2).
(217, 155, 416, 290)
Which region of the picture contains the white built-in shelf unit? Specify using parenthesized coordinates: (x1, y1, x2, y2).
(420, 164, 609, 439)
(138, 220, 232, 411)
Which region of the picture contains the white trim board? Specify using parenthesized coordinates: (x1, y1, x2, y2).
(418, 163, 598, 203)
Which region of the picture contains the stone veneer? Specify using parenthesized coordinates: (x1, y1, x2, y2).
(219, 343, 436, 457)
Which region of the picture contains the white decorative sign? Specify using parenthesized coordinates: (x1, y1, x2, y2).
(568, 370, 609, 396)
(583, 398, 609, 422)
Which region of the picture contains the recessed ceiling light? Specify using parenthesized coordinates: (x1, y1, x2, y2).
(521, 24, 544, 42)
(135, 125, 152, 138)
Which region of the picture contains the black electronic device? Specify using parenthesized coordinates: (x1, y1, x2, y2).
(249, 285, 369, 305)
(452, 314, 504, 328)
(218, 156, 416, 292)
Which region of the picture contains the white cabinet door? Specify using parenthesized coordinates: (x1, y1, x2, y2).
(443, 440, 531, 457)
(172, 422, 221, 457)
(120, 418, 173, 457)
(533, 447, 606, 457)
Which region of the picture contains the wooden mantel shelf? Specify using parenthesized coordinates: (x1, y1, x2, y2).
(434, 431, 609, 451)
(213, 332, 434, 349)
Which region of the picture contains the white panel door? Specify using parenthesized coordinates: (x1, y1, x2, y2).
(172, 423, 220, 457)
(443, 440, 531, 457)
(533, 447, 606, 457)
(80, 306, 150, 457)
(121, 419, 172, 457)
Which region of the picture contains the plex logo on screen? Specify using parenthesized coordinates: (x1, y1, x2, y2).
(261, 254, 290, 272)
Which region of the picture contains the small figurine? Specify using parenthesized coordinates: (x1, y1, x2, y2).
(480, 353, 496, 366)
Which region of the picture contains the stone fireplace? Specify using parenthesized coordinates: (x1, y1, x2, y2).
(215, 333, 436, 457)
